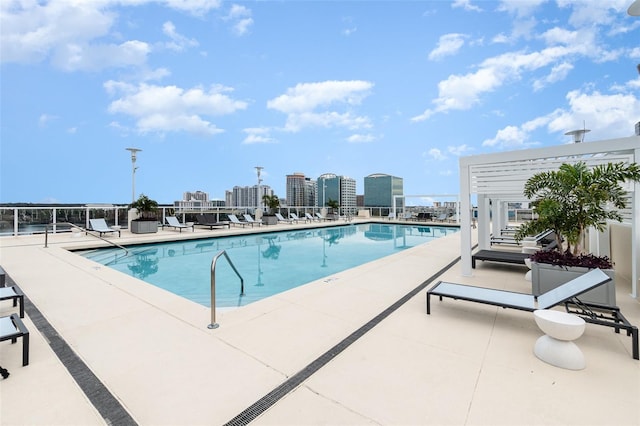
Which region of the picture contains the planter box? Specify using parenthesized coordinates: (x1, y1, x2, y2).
(531, 262, 616, 306)
(130, 220, 158, 234)
(262, 216, 278, 226)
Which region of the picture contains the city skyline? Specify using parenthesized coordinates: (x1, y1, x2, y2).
(2, 1, 639, 204)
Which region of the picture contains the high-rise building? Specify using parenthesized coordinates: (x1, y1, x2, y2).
(286, 172, 306, 206)
(317, 173, 357, 214)
(286, 172, 316, 207)
(364, 173, 403, 208)
(174, 190, 224, 211)
(226, 185, 274, 208)
(183, 191, 209, 202)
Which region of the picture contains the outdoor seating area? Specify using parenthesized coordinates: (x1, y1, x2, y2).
(0, 220, 639, 425)
(426, 268, 638, 360)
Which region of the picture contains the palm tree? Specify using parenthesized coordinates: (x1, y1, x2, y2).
(262, 194, 280, 215)
(326, 199, 339, 216)
(515, 161, 640, 254)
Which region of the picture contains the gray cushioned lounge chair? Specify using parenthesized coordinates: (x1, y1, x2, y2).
(426, 268, 638, 359)
(88, 218, 120, 237)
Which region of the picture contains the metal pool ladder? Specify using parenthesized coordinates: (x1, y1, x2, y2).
(209, 250, 244, 329)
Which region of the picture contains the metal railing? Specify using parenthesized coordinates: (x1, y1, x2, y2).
(44, 222, 129, 254)
(209, 250, 244, 329)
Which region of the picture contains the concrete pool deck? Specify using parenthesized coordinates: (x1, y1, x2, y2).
(1, 220, 639, 425)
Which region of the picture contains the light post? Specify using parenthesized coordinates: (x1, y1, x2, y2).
(255, 166, 263, 211)
(126, 148, 142, 203)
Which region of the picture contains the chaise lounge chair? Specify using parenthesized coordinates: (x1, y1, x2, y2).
(164, 216, 194, 232)
(290, 213, 308, 223)
(0, 285, 24, 318)
(305, 213, 319, 222)
(426, 268, 638, 360)
(0, 313, 29, 366)
(275, 213, 294, 224)
(88, 218, 120, 237)
(316, 212, 335, 221)
(228, 214, 250, 228)
(243, 214, 263, 226)
(196, 214, 230, 229)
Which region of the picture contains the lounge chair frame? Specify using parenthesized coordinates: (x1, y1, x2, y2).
(426, 269, 638, 360)
(243, 214, 263, 226)
(472, 250, 531, 268)
(228, 214, 250, 228)
(163, 216, 194, 233)
(0, 313, 29, 366)
(88, 218, 120, 237)
(0, 285, 24, 318)
(195, 214, 230, 229)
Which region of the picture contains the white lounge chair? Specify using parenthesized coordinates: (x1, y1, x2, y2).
(164, 216, 193, 232)
(305, 213, 318, 222)
(290, 213, 308, 223)
(275, 213, 294, 224)
(243, 214, 263, 226)
(228, 214, 249, 228)
(316, 212, 334, 221)
(88, 218, 120, 237)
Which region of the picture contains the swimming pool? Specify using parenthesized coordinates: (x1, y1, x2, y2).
(80, 223, 458, 307)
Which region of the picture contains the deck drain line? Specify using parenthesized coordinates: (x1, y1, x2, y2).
(224, 255, 462, 426)
(6, 274, 138, 426)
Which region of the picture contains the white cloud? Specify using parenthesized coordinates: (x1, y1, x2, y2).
(547, 89, 640, 139)
(347, 134, 375, 143)
(428, 148, 446, 160)
(451, 0, 483, 12)
(105, 82, 248, 136)
(532, 62, 573, 91)
(482, 87, 640, 149)
(428, 33, 467, 61)
(412, 26, 600, 121)
(482, 125, 530, 147)
(448, 144, 473, 156)
(242, 127, 276, 144)
(51, 40, 150, 71)
(497, 0, 547, 18)
(0, 0, 220, 69)
(267, 80, 374, 133)
(163, 0, 222, 15)
(225, 4, 253, 36)
(162, 21, 198, 52)
(38, 113, 58, 127)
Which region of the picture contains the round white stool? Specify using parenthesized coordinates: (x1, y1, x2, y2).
(533, 309, 586, 370)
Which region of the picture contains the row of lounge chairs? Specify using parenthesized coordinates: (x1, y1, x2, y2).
(88, 212, 337, 235)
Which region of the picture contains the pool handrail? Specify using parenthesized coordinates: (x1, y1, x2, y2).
(44, 222, 129, 255)
(209, 250, 244, 329)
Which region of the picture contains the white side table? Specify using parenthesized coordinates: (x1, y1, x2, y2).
(533, 309, 586, 370)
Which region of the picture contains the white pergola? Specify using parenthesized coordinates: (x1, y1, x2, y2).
(458, 136, 640, 298)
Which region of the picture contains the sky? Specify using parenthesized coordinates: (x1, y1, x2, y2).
(1, 0, 640, 205)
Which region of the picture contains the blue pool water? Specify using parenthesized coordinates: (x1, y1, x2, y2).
(79, 223, 458, 308)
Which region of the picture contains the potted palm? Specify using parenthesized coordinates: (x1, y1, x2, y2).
(515, 161, 640, 306)
(262, 194, 280, 226)
(129, 194, 159, 234)
(326, 199, 340, 220)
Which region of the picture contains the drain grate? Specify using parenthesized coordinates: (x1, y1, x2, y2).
(224, 256, 461, 426)
(6, 275, 138, 426)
